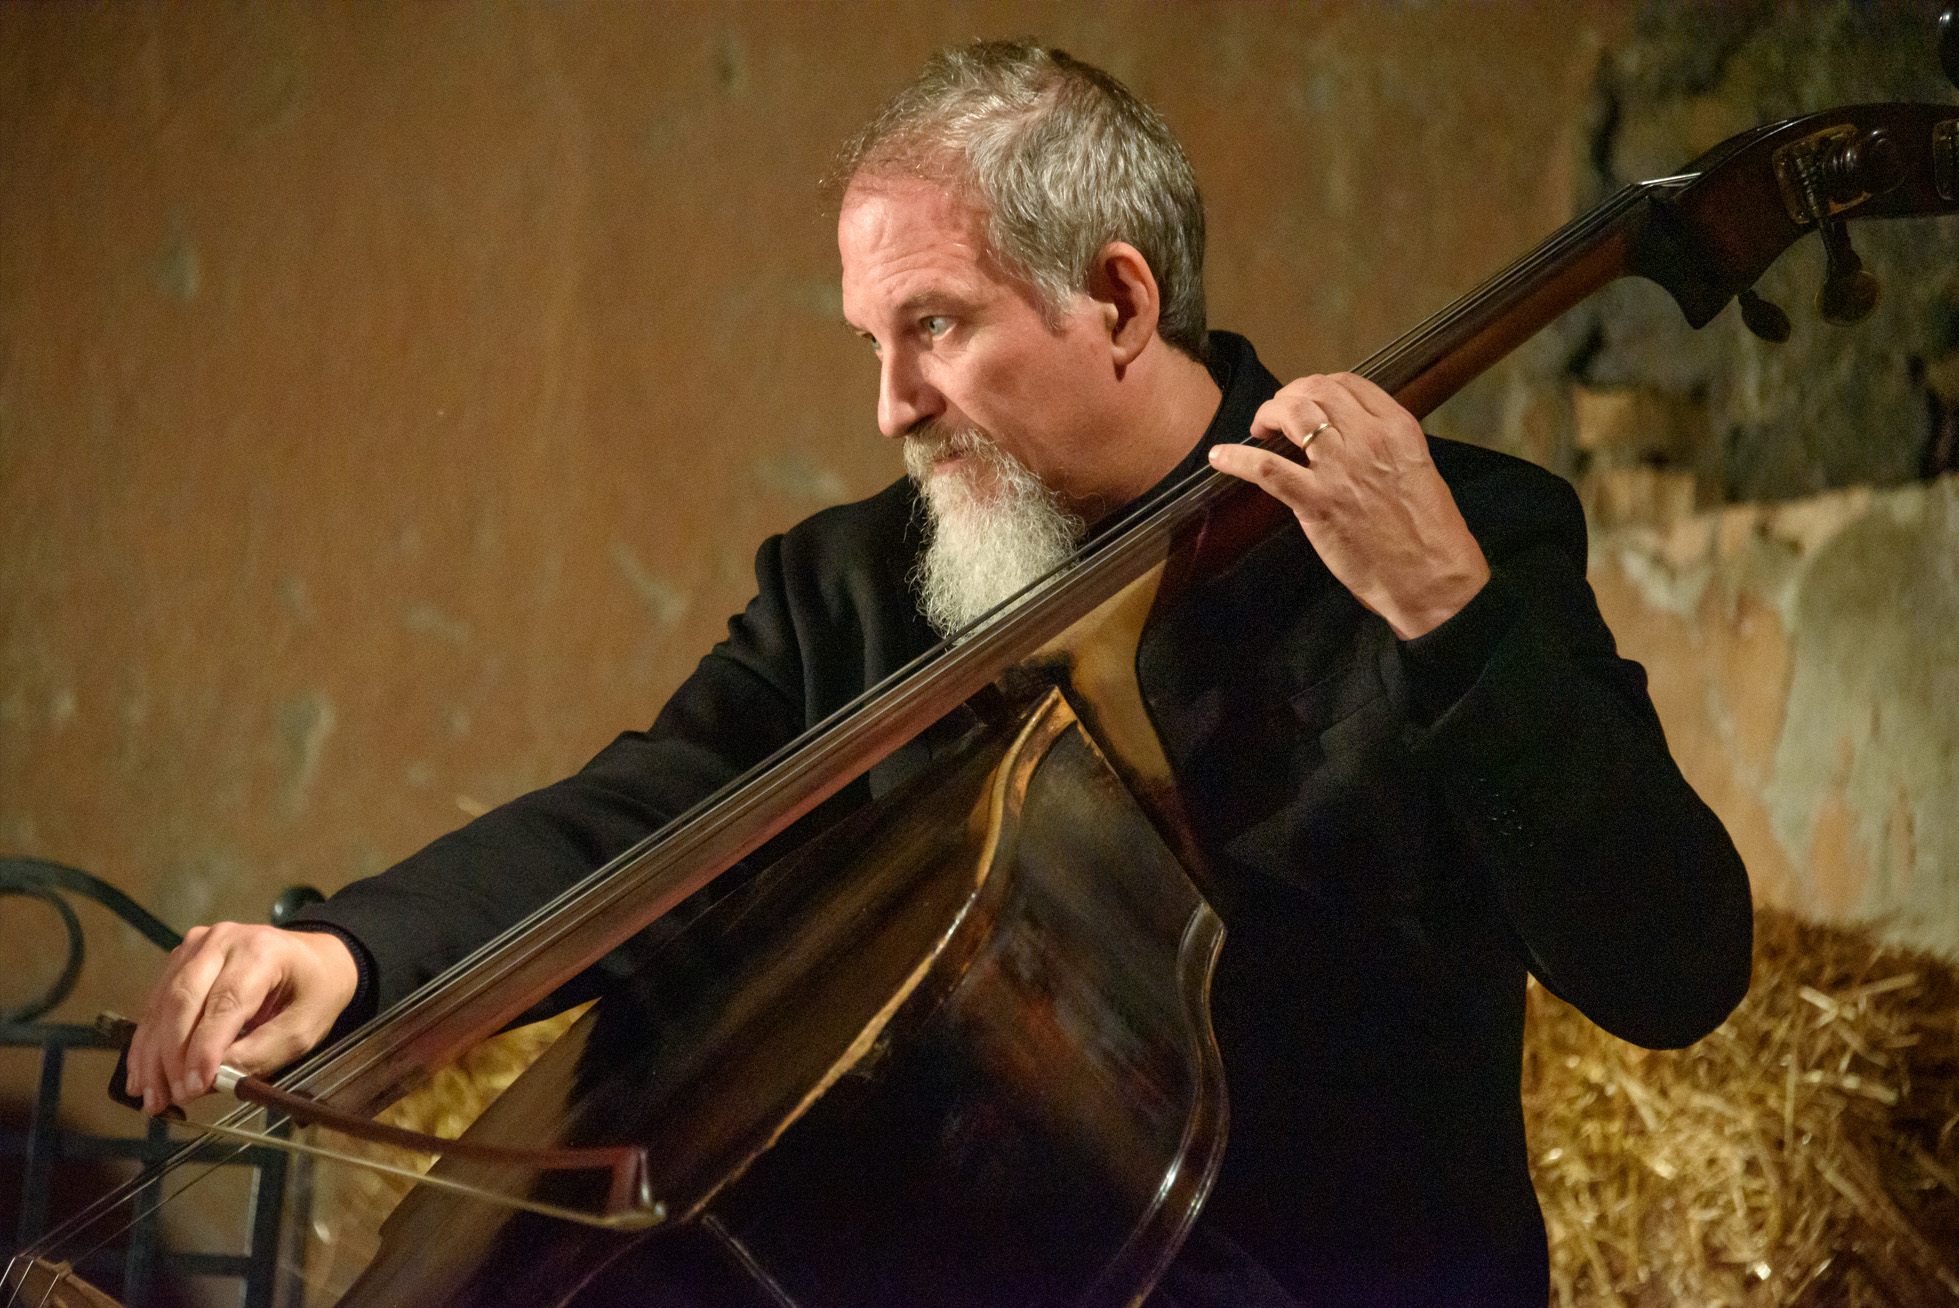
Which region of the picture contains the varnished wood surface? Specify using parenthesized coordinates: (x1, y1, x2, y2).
(333, 691, 1225, 1308)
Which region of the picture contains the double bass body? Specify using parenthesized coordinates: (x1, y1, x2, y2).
(340, 685, 1229, 1308)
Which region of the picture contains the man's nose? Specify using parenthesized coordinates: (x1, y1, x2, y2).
(877, 349, 942, 439)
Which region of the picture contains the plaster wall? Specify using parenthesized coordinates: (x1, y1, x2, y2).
(0, 3, 1617, 1040)
(1593, 477, 1959, 963)
(6, 2, 1959, 1289)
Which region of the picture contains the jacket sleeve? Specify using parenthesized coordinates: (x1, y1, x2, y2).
(288, 534, 812, 1025)
(1397, 446, 1753, 1049)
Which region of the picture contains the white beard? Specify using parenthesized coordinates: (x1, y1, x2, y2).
(905, 423, 1085, 637)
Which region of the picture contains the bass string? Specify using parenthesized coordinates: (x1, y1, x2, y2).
(533, 179, 1673, 876)
(235, 175, 1690, 1120)
(16, 1084, 620, 1295)
(316, 102, 1959, 1119)
(1355, 180, 1666, 389)
(1394, 177, 1675, 377)
(25, 170, 1701, 1285)
(264, 449, 1226, 1106)
(7, 1131, 259, 1307)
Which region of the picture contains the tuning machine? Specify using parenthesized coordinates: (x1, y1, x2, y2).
(1767, 123, 1907, 327)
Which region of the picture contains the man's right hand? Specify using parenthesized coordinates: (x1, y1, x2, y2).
(124, 924, 359, 1114)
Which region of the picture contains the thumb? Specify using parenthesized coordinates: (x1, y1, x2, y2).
(224, 995, 340, 1075)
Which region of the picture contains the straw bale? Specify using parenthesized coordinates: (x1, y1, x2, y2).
(1524, 907, 1959, 1307)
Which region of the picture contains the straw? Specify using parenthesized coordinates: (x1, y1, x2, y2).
(1525, 908, 1959, 1307)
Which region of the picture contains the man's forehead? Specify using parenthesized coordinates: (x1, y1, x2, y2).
(840, 173, 980, 235)
(838, 176, 1000, 320)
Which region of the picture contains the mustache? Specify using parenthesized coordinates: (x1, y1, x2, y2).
(902, 420, 990, 482)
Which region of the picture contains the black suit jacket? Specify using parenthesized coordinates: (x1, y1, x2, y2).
(295, 333, 1753, 1307)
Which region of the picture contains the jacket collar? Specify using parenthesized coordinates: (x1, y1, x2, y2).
(1200, 330, 1284, 452)
(1100, 330, 1284, 530)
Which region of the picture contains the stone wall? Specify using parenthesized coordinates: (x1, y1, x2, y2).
(1429, 2, 1959, 501)
(1436, 2, 1959, 962)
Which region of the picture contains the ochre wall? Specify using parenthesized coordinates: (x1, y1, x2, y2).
(0, 3, 1619, 1035)
(9, 3, 1959, 1289)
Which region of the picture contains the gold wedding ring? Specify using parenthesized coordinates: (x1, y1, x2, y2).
(1302, 420, 1336, 451)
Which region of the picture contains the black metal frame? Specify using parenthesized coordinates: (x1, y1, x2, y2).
(1, 858, 319, 1308)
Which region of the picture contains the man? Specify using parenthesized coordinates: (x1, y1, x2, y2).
(125, 41, 1753, 1307)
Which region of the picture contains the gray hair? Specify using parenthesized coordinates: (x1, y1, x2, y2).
(836, 40, 1208, 360)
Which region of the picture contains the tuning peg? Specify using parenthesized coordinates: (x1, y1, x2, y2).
(1816, 221, 1881, 325)
(1738, 288, 1792, 342)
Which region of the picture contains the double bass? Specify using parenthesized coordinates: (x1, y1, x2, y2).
(13, 26, 1959, 1307)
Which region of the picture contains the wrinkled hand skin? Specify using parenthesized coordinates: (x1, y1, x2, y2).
(124, 924, 358, 1114)
(1208, 372, 1491, 640)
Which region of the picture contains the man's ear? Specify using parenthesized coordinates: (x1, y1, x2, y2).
(1088, 242, 1161, 371)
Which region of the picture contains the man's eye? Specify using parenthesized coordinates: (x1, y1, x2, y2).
(922, 315, 951, 337)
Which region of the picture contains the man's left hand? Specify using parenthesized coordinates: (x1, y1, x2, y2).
(1208, 372, 1490, 640)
